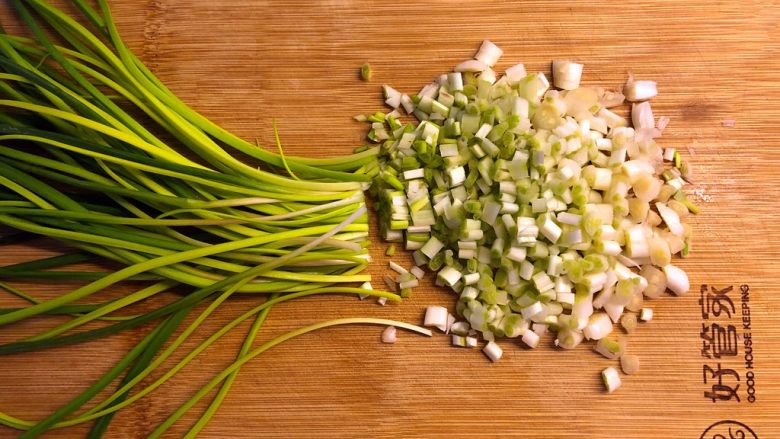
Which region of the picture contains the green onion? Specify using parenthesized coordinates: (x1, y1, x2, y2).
(0, 0, 421, 436)
(361, 63, 372, 81)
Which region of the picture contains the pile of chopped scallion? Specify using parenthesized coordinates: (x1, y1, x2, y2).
(0, 0, 433, 437)
(366, 40, 697, 391)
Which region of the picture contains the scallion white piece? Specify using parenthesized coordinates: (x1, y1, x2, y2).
(521, 329, 540, 349)
(601, 366, 622, 393)
(583, 313, 614, 340)
(383, 85, 402, 108)
(451, 321, 470, 336)
(474, 40, 503, 67)
(663, 264, 689, 295)
(552, 60, 584, 90)
(424, 305, 450, 332)
(594, 337, 626, 360)
(389, 261, 409, 276)
(410, 266, 426, 280)
(624, 79, 658, 102)
(482, 341, 503, 362)
(454, 59, 489, 73)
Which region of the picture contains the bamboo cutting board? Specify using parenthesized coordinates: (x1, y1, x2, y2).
(1, 1, 779, 437)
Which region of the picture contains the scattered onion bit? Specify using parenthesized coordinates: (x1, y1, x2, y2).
(602, 366, 622, 393)
(620, 313, 638, 333)
(361, 63, 372, 81)
(483, 341, 503, 362)
(381, 326, 397, 343)
(423, 305, 449, 332)
(620, 354, 641, 375)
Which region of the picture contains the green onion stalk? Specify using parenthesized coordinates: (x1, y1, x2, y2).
(0, 0, 415, 436)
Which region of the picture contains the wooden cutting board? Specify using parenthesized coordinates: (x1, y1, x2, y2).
(1, 1, 779, 437)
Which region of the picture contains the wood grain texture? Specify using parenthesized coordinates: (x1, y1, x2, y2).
(1, 0, 779, 437)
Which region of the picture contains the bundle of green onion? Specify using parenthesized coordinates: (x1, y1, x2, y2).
(0, 0, 433, 436)
(367, 41, 697, 380)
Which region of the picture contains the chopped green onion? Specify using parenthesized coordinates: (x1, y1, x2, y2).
(365, 40, 697, 389)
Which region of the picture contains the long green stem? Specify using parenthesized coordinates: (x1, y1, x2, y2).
(185, 294, 277, 438)
(0, 2, 386, 437)
(149, 319, 432, 438)
(28, 280, 175, 341)
(0, 220, 366, 326)
(18, 305, 191, 438)
(0, 287, 399, 430)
